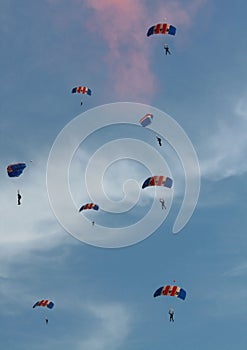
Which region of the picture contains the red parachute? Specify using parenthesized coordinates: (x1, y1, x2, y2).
(32, 300, 54, 309)
(142, 176, 173, 189)
(79, 203, 99, 212)
(153, 285, 186, 300)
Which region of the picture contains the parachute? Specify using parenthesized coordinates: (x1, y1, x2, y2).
(71, 86, 92, 95)
(147, 23, 176, 37)
(33, 300, 54, 309)
(153, 285, 186, 300)
(7, 163, 26, 177)
(79, 203, 99, 212)
(139, 113, 153, 127)
(142, 176, 173, 189)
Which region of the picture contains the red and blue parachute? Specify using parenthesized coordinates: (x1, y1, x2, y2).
(71, 86, 92, 95)
(153, 285, 186, 300)
(7, 163, 26, 177)
(139, 113, 153, 127)
(147, 23, 176, 37)
(79, 203, 99, 212)
(142, 176, 173, 189)
(33, 300, 54, 309)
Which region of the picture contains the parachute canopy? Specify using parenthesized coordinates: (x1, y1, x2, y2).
(71, 86, 92, 95)
(33, 300, 54, 309)
(79, 203, 99, 212)
(7, 163, 26, 177)
(139, 113, 153, 127)
(154, 285, 186, 300)
(142, 176, 173, 189)
(147, 23, 176, 37)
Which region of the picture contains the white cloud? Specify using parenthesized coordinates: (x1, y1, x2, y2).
(199, 92, 247, 180)
(77, 302, 132, 350)
(223, 261, 247, 277)
(0, 156, 72, 274)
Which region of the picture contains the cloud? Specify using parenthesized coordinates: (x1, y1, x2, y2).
(199, 92, 247, 180)
(223, 261, 247, 277)
(83, 0, 155, 101)
(77, 302, 132, 350)
(0, 155, 72, 275)
(82, 0, 208, 100)
(157, 0, 207, 26)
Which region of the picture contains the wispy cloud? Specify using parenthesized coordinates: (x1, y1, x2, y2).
(223, 261, 247, 277)
(199, 93, 247, 180)
(83, 0, 154, 100)
(0, 156, 71, 274)
(82, 0, 208, 100)
(77, 302, 132, 350)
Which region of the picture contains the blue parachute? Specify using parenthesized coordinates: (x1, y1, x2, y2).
(7, 163, 26, 177)
(79, 203, 99, 212)
(139, 113, 153, 127)
(33, 300, 54, 309)
(71, 86, 92, 95)
(153, 285, 186, 300)
(142, 176, 173, 189)
(147, 23, 176, 37)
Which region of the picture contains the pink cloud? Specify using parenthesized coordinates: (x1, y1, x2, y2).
(156, 0, 208, 45)
(83, 0, 207, 100)
(84, 0, 155, 101)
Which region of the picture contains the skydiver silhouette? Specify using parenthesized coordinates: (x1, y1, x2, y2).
(17, 190, 22, 205)
(168, 308, 174, 322)
(159, 198, 166, 210)
(45, 318, 48, 325)
(164, 44, 171, 55)
(92, 221, 95, 226)
(156, 136, 162, 146)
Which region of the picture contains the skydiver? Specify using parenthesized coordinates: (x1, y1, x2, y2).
(92, 221, 95, 226)
(164, 44, 171, 55)
(45, 318, 48, 325)
(156, 136, 162, 146)
(80, 101, 83, 106)
(17, 190, 22, 205)
(168, 308, 174, 322)
(159, 198, 166, 210)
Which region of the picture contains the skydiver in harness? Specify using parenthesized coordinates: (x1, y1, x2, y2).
(45, 318, 48, 325)
(164, 44, 171, 55)
(156, 136, 162, 146)
(17, 190, 22, 205)
(168, 308, 174, 322)
(159, 198, 166, 210)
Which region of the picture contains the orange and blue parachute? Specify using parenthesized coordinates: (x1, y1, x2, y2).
(33, 300, 54, 309)
(142, 176, 173, 189)
(147, 23, 176, 37)
(7, 163, 26, 177)
(79, 203, 99, 212)
(153, 285, 186, 300)
(139, 113, 153, 127)
(71, 86, 92, 95)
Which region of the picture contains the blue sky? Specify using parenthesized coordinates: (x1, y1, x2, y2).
(1, 0, 247, 349)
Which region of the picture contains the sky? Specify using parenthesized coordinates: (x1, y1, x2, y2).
(0, 0, 247, 349)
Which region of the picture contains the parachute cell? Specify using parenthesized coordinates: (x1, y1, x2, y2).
(139, 113, 153, 127)
(142, 176, 173, 189)
(79, 203, 99, 212)
(153, 285, 186, 300)
(33, 300, 54, 309)
(7, 163, 26, 177)
(147, 23, 176, 37)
